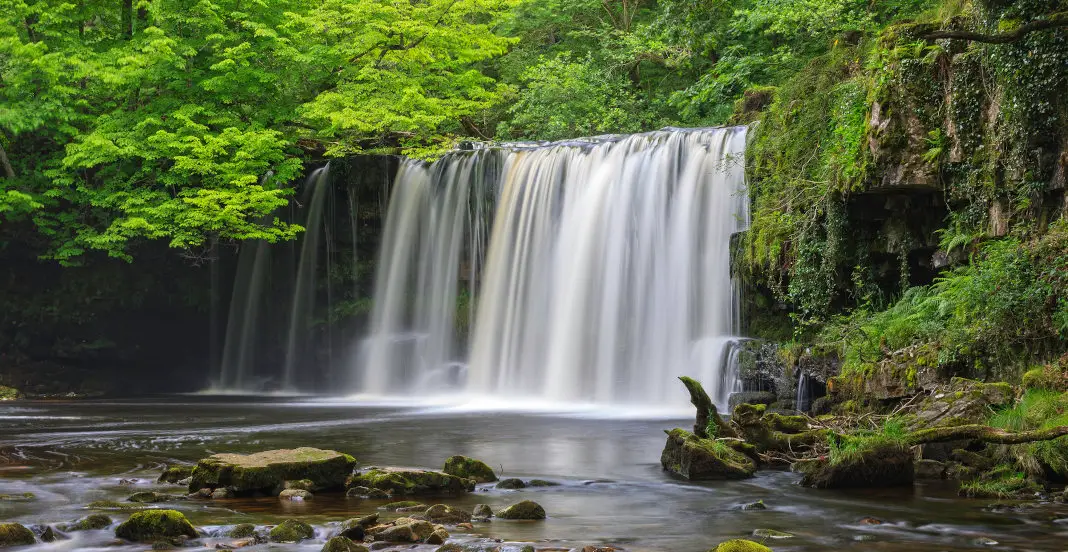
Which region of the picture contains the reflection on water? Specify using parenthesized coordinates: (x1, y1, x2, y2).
(1, 397, 1066, 551)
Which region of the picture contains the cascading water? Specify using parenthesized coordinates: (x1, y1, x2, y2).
(360, 127, 749, 408)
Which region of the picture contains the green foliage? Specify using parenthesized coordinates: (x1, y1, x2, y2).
(827, 418, 908, 465)
(988, 389, 1068, 477)
(959, 464, 1041, 498)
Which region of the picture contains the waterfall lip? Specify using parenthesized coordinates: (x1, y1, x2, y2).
(444, 125, 750, 154)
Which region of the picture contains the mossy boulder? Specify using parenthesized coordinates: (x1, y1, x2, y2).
(443, 456, 497, 483)
(279, 489, 313, 500)
(528, 479, 559, 487)
(425, 504, 472, 524)
(0, 523, 35, 546)
(188, 448, 356, 495)
(496, 500, 546, 520)
(710, 539, 772, 552)
(322, 536, 369, 552)
(369, 518, 436, 542)
(798, 442, 914, 489)
(495, 478, 526, 489)
(157, 465, 193, 484)
(114, 510, 198, 542)
(340, 513, 378, 539)
(269, 519, 315, 542)
(227, 524, 256, 538)
(381, 501, 426, 511)
(346, 468, 473, 496)
(661, 428, 757, 480)
(472, 504, 493, 519)
(0, 386, 20, 401)
(62, 514, 112, 531)
(128, 491, 183, 503)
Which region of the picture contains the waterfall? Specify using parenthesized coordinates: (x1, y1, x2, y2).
(360, 127, 748, 408)
(796, 372, 810, 413)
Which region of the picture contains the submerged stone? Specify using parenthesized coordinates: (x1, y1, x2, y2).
(128, 491, 184, 503)
(495, 478, 526, 489)
(227, 524, 256, 538)
(322, 536, 370, 552)
(711, 539, 772, 552)
(740, 500, 767, 511)
(269, 519, 315, 542)
(753, 528, 794, 539)
(0, 523, 35, 547)
(114, 510, 198, 542)
(188, 447, 356, 495)
(63, 514, 112, 531)
(527, 479, 560, 487)
(347, 468, 472, 496)
(661, 428, 756, 480)
(496, 500, 546, 520)
(443, 456, 498, 483)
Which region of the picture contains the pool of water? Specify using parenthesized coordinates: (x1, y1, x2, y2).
(1, 397, 1066, 551)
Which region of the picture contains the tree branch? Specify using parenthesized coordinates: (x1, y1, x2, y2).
(906, 424, 1068, 445)
(922, 12, 1068, 44)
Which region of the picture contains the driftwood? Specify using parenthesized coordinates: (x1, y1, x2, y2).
(678, 376, 738, 438)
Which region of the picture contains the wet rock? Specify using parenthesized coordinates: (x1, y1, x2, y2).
(580, 546, 616, 552)
(472, 504, 493, 519)
(189, 448, 356, 495)
(728, 391, 777, 412)
(972, 537, 999, 546)
(345, 513, 379, 531)
(495, 478, 527, 489)
(118, 478, 138, 486)
(129, 491, 185, 503)
(114, 510, 198, 542)
(660, 428, 756, 480)
(528, 479, 559, 487)
(279, 489, 313, 501)
(86, 500, 151, 511)
(63, 514, 113, 531)
(211, 487, 234, 499)
(0, 523, 36, 546)
(40, 526, 66, 542)
(191, 488, 213, 499)
(381, 501, 427, 511)
(858, 517, 883, 525)
(435, 545, 464, 552)
(797, 443, 913, 489)
(496, 500, 546, 520)
(915, 459, 946, 480)
(369, 543, 392, 550)
(740, 500, 766, 510)
(425, 528, 449, 545)
(904, 378, 1014, 428)
(227, 524, 257, 538)
(944, 461, 978, 481)
(285, 479, 316, 491)
(752, 528, 794, 539)
(268, 519, 315, 542)
(322, 535, 370, 552)
(443, 456, 498, 483)
(425, 504, 472, 524)
(710, 539, 771, 552)
(347, 468, 473, 496)
(338, 521, 365, 541)
(346, 486, 390, 499)
(158, 465, 193, 484)
(373, 519, 435, 542)
(0, 492, 34, 501)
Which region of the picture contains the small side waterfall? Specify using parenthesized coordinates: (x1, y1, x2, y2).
(360, 127, 748, 408)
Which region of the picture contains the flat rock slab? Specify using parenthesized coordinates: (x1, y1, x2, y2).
(347, 468, 474, 496)
(189, 447, 356, 495)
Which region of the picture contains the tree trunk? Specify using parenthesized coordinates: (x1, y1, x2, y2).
(0, 141, 15, 179)
(122, 0, 133, 39)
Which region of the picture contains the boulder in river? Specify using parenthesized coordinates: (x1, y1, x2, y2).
(369, 518, 437, 542)
(0, 523, 35, 547)
(425, 504, 472, 524)
(661, 428, 756, 480)
(340, 513, 379, 539)
(227, 524, 257, 538)
(62, 514, 112, 531)
(797, 442, 913, 489)
(114, 510, 198, 542)
(188, 447, 355, 495)
(443, 455, 498, 483)
(496, 500, 546, 520)
(157, 465, 193, 484)
(347, 468, 473, 496)
(496, 478, 526, 489)
(269, 519, 315, 542)
(322, 535, 369, 552)
(473, 504, 493, 519)
(279, 489, 313, 500)
(710, 539, 772, 552)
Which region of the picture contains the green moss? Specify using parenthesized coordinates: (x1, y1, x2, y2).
(322, 536, 370, 552)
(442, 455, 497, 483)
(64, 513, 113, 531)
(0, 386, 20, 401)
(114, 510, 198, 542)
(495, 500, 546, 520)
(711, 539, 772, 552)
(157, 465, 192, 484)
(86, 500, 151, 511)
(188, 448, 356, 494)
(959, 465, 1042, 499)
(381, 501, 426, 511)
(0, 523, 36, 546)
(347, 468, 472, 495)
(268, 519, 314, 542)
(227, 524, 256, 538)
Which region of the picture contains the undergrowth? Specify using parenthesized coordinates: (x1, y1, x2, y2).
(988, 390, 1068, 478)
(828, 418, 909, 465)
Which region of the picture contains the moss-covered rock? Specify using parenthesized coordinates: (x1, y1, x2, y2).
(798, 442, 913, 489)
(284, 479, 316, 491)
(527, 479, 559, 487)
(0, 523, 35, 546)
(227, 524, 256, 538)
(752, 529, 793, 539)
(62, 514, 112, 531)
(443, 456, 497, 483)
(128, 491, 184, 503)
(345, 486, 390, 499)
(904, 378, 1014, 429)
(959, 465, 1043, 499)
(268, 519, 314, 542)
(347, 468, 472, 496)
(425, 504, 472, 524)
(472, 504, 493, 519)
(279, 489, 313, 500)
(495, 478, 526, 489)
(86, 500, 151, 511)
(381, 501, 426, 511)
(370, 519, 436, 542)
(0, 386, 20, 401)
(114, 510, 198, 542)
(661, 428, 757, 480)
(322, 536, 369, 552)
(157, 465, 193, 484)
(496, 500, 546, 520)
(710, 539, 772, 552)
(425, 528, 449, 545)
(189, 448, 356, 495)
(1022, 360, 1068, 391)
(340, 513, 378, 540)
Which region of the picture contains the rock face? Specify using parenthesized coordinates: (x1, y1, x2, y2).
(798, 442, 914, 489)
(0, 523, 35, 547)
(269, 519, 315, 542)
(442, 456, 497, 483)
(114, 510, 198, 542)
(346, 468, 473, 496)
(495, 500, 546, 520)
(661, 428, 756, 480)
(711, 539, 772, 552)
(188, 448, 356, 495)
